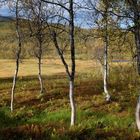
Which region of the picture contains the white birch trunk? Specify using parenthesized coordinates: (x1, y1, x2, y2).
(103, 52, 110, 101)
(103, 5, 110, 102)
(38, 58, 43, 94)
(11, 65, 19, 112)
(48, 0, 76, 126)
(136, 96, 140, 131)
(132, 2, 140, 132)
(11, 0, 21, 112)
(69, 80, 76, 126)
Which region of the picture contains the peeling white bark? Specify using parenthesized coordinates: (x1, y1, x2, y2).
(136, 96, 140, 131)
(103, 5, 111, 102)
(11, 67, 19, 112)
(103, 56, 110, 101)
(38, 58, 43, 94)
(46, 0, 76, 126)
(69, 80, 76, 126)
(11, 0, 21, 112)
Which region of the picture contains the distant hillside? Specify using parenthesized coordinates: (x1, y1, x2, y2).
(0, 18, 134, 59)
(0, 16, 14, 22)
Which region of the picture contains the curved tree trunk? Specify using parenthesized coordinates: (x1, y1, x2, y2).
(69, 80, 76, 126)
(45, 0, 76, 126)
(11, 58, 20, 112)
(69, 0, 76, 126)
(11, 0, 21, 112)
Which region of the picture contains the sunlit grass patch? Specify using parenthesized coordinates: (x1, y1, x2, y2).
(0, 61, 140, 139)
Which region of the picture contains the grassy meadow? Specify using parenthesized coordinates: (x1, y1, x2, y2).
(0, 19, 139, 139)
(0, 59, 140, 140)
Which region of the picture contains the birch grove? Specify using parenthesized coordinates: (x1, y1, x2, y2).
(1, 0, 140, 132)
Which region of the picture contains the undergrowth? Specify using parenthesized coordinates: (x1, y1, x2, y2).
(0, 64, 140, 139)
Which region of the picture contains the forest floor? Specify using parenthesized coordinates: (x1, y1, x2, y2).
(0, 59, 140, 140)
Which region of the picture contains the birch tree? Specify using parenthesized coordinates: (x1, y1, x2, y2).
(41, 0, 76, 126)
(110, 0, 140, 131)
(11, 0, 22, 112)
(24, 0, 46, 94)
(125, 0, 140, 131)
(101, 0, 111, 101)
(35, 1, 44, 95)
(84, 0, 111, 101)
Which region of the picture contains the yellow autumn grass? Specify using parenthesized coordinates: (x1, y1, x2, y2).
(0, 59, 101, 78)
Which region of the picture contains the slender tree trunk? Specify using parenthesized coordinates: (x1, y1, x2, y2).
(69, 80, 76, 126)
(103, 6, 110, 101)
(136, 96, 140, 131)
(134, 24, 140, 75)
(38, 55, 43, 94)
(135, 34, 140, 130)
(69, 0, 76, 126)
(11, 0, 21, 112)
(103, 38, 110, 101)
(134, 11, 140, 130)
(38, 1, 44, 94)
(47, 0, 76, 126)
(11, 58, 20, 112)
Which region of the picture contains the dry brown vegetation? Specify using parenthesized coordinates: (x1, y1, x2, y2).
(0, 59, 140, 139)
(0, 59, 100, 78)
(0, 15, 138, 139)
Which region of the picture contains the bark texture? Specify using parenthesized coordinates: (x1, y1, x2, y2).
(103, 28, 110, 101)
(131, 0, 140, 131)
(38, 55, 43, 94)
(136, 96, 140, 131)
(103, 3, 110, 101)
(69, 80, 76, 126)
(37, 1, 44, 94)
(11, 0, 21, 112)
(69, 0, 76, 125)
(45, 0, 76, 126)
